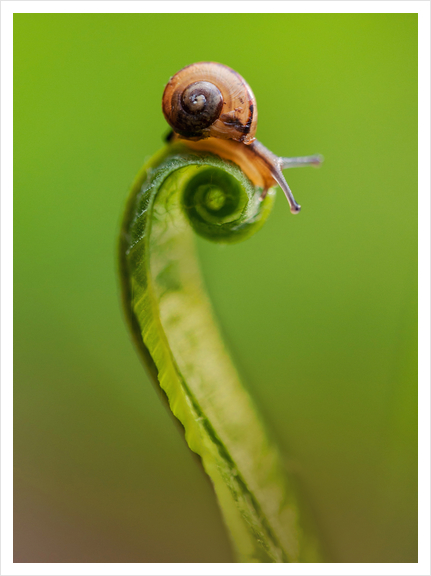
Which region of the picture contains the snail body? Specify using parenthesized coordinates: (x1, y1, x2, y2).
(168, 134, 279, 194)
(162, 62, 322, 214)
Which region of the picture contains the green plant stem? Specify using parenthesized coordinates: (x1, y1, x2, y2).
(119, 144, 321, 563)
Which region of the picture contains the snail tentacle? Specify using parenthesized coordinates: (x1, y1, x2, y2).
(279, 154, 323, 169)
(268, 166, 301, 214)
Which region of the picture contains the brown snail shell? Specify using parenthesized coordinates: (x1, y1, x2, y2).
(162, 62, 257, 144)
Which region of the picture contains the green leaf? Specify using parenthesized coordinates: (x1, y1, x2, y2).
(119, 143, 321, 563)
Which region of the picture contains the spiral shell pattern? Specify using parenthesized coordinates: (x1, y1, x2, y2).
(162, 62, 257, 144)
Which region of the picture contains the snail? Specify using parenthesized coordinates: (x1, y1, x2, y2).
(162, 62, 322, 214)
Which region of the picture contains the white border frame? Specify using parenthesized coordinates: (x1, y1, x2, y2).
(2, 2, 429, 575)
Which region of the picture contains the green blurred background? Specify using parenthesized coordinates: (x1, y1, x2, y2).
(14, 14, 417, 563)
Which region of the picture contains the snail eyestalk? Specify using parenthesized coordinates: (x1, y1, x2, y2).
(267, 168, 302, 214)
(279, 154, 324, 169)
(273, 154, 324, 212)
